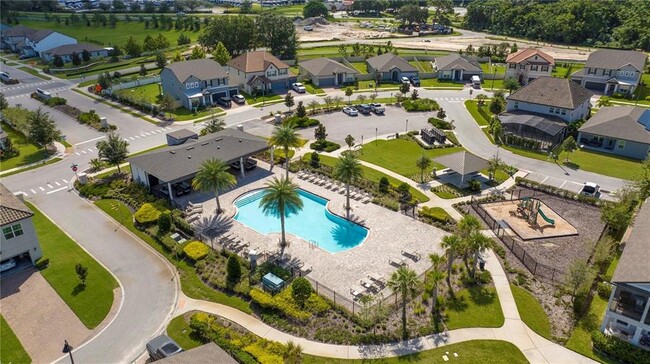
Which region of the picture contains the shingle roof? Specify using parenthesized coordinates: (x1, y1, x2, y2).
(128, 129, 269, 183)
(434, 54, 482, 72)
(578, 106, 650, 145)
(499, 111, 567, 137)
(366, 53, 417, 73)
(506, 48, 555, 65)
(507, 76, 592, 109)
(157, 343, 237, 364)
(227, 51, 290, 73)
(0, 183, 33, 226)
(45, 42, 105, 56)
(1, 25, 36, 37)
(166, 128, 198, 140)
(30, 29, 55, 42)
(612, 199, 650, 283)
(299, 57, 358, 77)
(585, 49, 647, 72)
(163, 59, 229, 83)
(434, 151, 489, 175)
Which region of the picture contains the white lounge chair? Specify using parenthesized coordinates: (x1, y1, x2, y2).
(389, 257, 407, 267)
(360, 278, 379, 292)
(350, 285, 367, 299)
(368, 273, 386, 285)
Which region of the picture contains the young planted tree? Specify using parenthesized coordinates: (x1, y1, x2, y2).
(259, 177, 303, 258)
(564, 259, 595, 304)
(200, 116, 226, 136)
(71, 52, 81, 66)
(322, 96, 333, 111)
(333, 95, 343, 109)
(357, 94, 367, 103)
(284, 92, 295, 111)
(226, 254, 242, 287)
(400, 82, 410, 94)
(155, 51, 167, 68)
(296, 101, 306, 118)
(139, 64, 147, 76)
(333, 153, 363, 218)
(159, 94, 175, 119)
(212, 41, 231, 66)
(410, 89, 419, 100)
(345, 87, 353, 104)
(561, 136, 577, 163)
(0, 93, 8, 111)
(345, 134, 355, 149)
(192, 158, 237, 214)
(52, 55, 64, 68)
(96, 132, 129, 173)
(314, 124, 327, 142)
(29, 108, 61, 148)
(387, 266, 420, 339)
(308, 100, 320, 114)
(268, 121, 302, 178)
(291, 277, 313, 308)
(634, 154, 650, 199)
(82, 49, 91, 63)
(415, 155, 431, 183)
(75, 263, 88, 286)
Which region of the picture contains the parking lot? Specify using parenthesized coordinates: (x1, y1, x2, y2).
(523, 172, 615, 201)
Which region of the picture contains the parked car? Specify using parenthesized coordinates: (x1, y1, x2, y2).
(217, 96, 232, 108)
(291, 83, 306, 93)
(369, 103, 385, 114)
(400, 76, 410, 85)
(355, 104, 372, 115)
(303, 25, 314, 31)
(0, 71, 10, 80)
(342, 106, 358, 116)
(146, 335, 183, 361)
(232, 94, 246, 105)
(36, 88, 51, 99)
(581, 182, 600, 198)
(0, 258, 16, 273)
(471, 75, 481, 89)
(409, 76, 420, 87)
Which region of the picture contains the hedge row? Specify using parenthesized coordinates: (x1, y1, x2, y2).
(591, 330, 650, 364)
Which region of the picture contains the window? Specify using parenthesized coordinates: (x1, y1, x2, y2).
(541, 65, 548, 72)
(604, 69, 611, 76)
(194, 82, 199, 88)
(509, 63, 516, 69)
(549, 107, 555, 113)
(555, 108, 560, 114)
(618, 140, 625, 149)
(267, 70, 277, 77)
(531, 65, 538, 71)
(185, 83, 190, 89)
(514, 101, 519, 109)
(279, 69, 287, 75)
(561, 109, 566, 115)
(588, 68, 595, 75)
(2, 224, 23, 240)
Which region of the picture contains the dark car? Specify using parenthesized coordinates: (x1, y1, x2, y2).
(355, 104, 371, 115)
(146, 335, 183, 361)
(409, 76, 420, 87)
(217, 96, 232, 108)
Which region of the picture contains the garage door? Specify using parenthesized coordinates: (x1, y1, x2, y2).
(319, 77, 335, 87)
(270, 81, 287, 92)
(211, 92, 227, 102)
(584, 81, 605, 91)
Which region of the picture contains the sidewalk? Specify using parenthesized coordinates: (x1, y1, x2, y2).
(0, 141, 67, 177)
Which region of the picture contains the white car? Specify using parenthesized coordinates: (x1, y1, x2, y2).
(232, 94, 246, 105)
(0, 258, 16, 273)
(291, 83, 306, 93)
(400, 76, 410, 84)
(342, 107, 358, 116)
(303, 25, 314, 31)
(581, 182, 600, 198)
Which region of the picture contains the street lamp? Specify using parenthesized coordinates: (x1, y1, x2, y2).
(63, 340, 75, 364)
(375, 128, 378, 145)
(361, 135, 364, 154)
(405, 118, 409, 133)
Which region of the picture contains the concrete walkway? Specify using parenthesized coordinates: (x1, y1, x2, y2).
(174, 249, 595, 363)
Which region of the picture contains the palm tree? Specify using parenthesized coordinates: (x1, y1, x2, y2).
(333, 153, 363, 218)
(457, 215, 481, 270)
(283, 341, 303, 364)
(259, 177, 303, 258)
(415, 155, 431, 183)
(192, 158, 236, 214)
(468, 231, 493, 279)
(440, 234, 463, 293)
(428, 253, 446, 326)
(387, 266, 420, 339)
(268, 121, 302, 179)
(200, 116, 226, 136)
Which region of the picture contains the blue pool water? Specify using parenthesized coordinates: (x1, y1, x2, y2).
(234, 189, 368, 253)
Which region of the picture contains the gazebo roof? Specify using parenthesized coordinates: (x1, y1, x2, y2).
(434, 151, 489, 175)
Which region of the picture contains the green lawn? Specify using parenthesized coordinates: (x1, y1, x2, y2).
(420, 78, 464, 88)
(632, 73, 650, 106)
(28, 202, 117, 329)
(17, 66, 51, 80)
(480, 62, 506, 76)
(349, 62, 368, 74)
(359, 139, 464, 180)
(409, 60, 433, 73)
(304, 340, 527, 364)
(304, 82, 325, 95)
(114, 83, 161, 104)
(464, 100, 492, 126)
(485, 79, 506, 91)
(0, 122, 50, 172)
(302, 153, 430, 203)
(510, 285, 552, 339)
(166, 314, 204, 350)
(241, 91, 282, 104)
(95, 199, 252, 313)
(446, 286, 504, 330)
(0, 315, 31, 364)
(169, 107, 223, 122)
(551, 63, 585, 79)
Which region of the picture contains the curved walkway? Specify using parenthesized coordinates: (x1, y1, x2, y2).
(175, 248, 595, 363)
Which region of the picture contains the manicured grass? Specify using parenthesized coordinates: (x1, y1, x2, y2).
(95, 199, 252, 314)
(241, 91, 282, 104)
(28, 202, 117, 329)
(304, 82, 325, 95)
(0, 122, 50, 172)
(0, 157, 62, 177)
(485, 78, 506, 90)
(302, 153, 430, 203)
(166, 314, 204, 350)
(349, 62, 368, 74)
(169, 107, 224, 122)
(0, 315, 31, 364)
(420, 78, 464, 88)
(480, 62, 506, 76)
(17, 66, 51, 80)
(464, 100, 492, 126)
(71, 89, 158, 124)
(359, 139, 464, 179)
(409, 60, 433, 73)
(551, 63, 585, 79)
(353, 81, 400, 91)
(304, 340, 527, 364)
(510, 285, 552, 339)
(446, 286, 504, 330)
(114, 83, 161, 104)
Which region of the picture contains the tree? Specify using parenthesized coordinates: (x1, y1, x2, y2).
(75, 263, 88, 286)
(400, 82, 410, 94)
(130, 2, 141, 11)
(310, 152, 320, 168)
(124, 36, 142, 57)
(428, 253, 446, 327)
(81, 49, 91, 63)
(190, 46, 205, 60)
(259, 177, 303, 258)
(212, 41, 231, 66)
(503, 78, 521, 95)
(192, 158, 237, 214)
(457, 215, 481, 270)
(283, 341, 303, 364)
(139, 64, 147, 76)
(487, 155, 503, 181)
(489, 97, 505, 115)
(430, 0, 454, 26)
(303, 0, 328, 18)
(308, 100, 320, 114)
(200, 116, 226, 136)
(323, 96, 333, 111)
(561, 136, 577, 163)
(96, 132, 129, 173)
(511, 43, 518, 53)
(387, 266, 420, 339)
(240, 0, 252, 14)
(199, 15, 256, 56)
(159, 94, 174, 119)
(564, 259, 594, 303)
(410, 89, 419, 101)
(397, 4, 429, 26)
(600, 186, 638, 233)
(345, 87, 353, 103)
(52, 55, 64, 68)
(296, 101, 306, 118)
(345, 134, 355, 149)
(29, 108, 61, 148)
(0, 93, 8, 111)
(284, 92, 295, 111)
(154, 51, 167, 68)
(291, 277, 313, 308)
(436, 108, 446, 120)
(333, 153, 363, 218)
(634, 154, 650, 199)
(337, 44, 348, 58)
(71, 52, 81, 66)
(157, 211, 172, 235)
(268, 121, 302, 179)
(113, 0, 126, 11)
(226, 254, 242, 286)
(440, 234, 462, 292)
(256, 12, 297, 59)
(415, 155, 431, 183)
(155, 33, 169, 50)
(356, 94, 366, 103)
(476, 94, 488, 106)
(314, 124, 327, 142)
(596, 96, 612, 108)
(177, 33, 191, 46)
(467, 231, 492, 279)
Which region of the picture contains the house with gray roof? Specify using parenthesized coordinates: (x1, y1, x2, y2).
(298, 58, 358, 87)
(157, 342, 236, 364)
(578, 106, 650, 160)
(0, 25, 37, 52)
(571, 49, 647, 96)
(0, 183, 42, 270)
(433, 54, 483, 82)
(41, 42, 109, 63)
(365, 53, 418, 82)
(161, 59, 238, 110)
(600, 199, 650, 348)
(22, 29, 76, 58)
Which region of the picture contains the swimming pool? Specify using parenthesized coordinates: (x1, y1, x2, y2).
(233, 189, 368, 253)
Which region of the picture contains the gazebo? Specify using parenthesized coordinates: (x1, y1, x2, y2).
(434, 151, 489, 187)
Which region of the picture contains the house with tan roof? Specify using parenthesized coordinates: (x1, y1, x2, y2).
(578, 106, 650, 160)
(505, 48, 554, 85)
(433, 54, 482, 82)
(0, 183, 42, 273)
(298, 58, 358, 87)
(570, 49, 647, 95)
(226, 51, 296, 95)
(366, 53, 418, 82)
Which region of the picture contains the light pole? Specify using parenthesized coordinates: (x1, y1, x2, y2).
(375, 128, 377, 145)
(405, 118, 409, 133)
(63, 340, 74, 364)
(361, 135, 364, 154)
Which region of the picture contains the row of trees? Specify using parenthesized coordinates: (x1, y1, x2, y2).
(0, 101, 62, 149)
(1, 0, 209, 13)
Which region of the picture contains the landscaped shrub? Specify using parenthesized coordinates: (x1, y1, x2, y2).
(591, 330, 650, 364)
(134, 203, 162, 225)
(189, 313, 258, 364)
(250, 286, 329, 322)
(35, 257, 49, 270)
(310, 140, 341, 152)
(597, 281, 612, 299)
(291, 277, 313, 308)
(171, 209, 194, 236)
(183, 241, 210, 261)
(402, 98, 439, 112)
(45, 96, 67, 106)
(378, 177, 390, 194)
(428, 117, 452, 130)
(78, 181, 111, 198)
(285, 116, 319, 128)
(226, 254, 242, 286)
(418, 206, 451, 223)
(157, 211, 172, 235)
(468, 179, 482, 192)
(310, 152, 320, 168)
(77, 110, 101, 125)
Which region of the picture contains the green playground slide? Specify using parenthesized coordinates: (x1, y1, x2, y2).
(537, 208, 555, 225)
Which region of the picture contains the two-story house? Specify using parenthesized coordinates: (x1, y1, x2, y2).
(0, 184, 42, 271)
(42, 43, 109, 64)
(226, 51, 296, 95)
(161, 59, 238, 110)
(22, 29, 76, 58)
(366, 53, 418, 82)
(600, 199, 650, 349)
(0, 25, 37, 53)
(505, 48, 554, 85)
(571, 49, 647, 95)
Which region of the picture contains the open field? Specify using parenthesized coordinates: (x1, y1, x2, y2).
(114, 83, 161, 104)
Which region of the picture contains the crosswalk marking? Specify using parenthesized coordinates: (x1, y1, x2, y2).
(47, 183, 53, 189)
(39, 186, 45, 191)
(129, 137, 135, 140)
(63, 179, 68, 183)
(81, 150, 87, 154)
(31, 189, 37, 194)
(55, 181, 61, 186)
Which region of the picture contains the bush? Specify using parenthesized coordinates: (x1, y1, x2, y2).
(285, 116, 319, 128)
(35, 257, 49, 269)
(250, 288, 312, 322)
(591, 330, 650, 364)
(418, 206, 451, 223)
(157, 211, 172, 235)
(378, 177, 390, 194)
(468, 179, 482, 192)
(78, 181, 112, 198)
(309, 140, 341, 152)
(291, 277, 313, 308)
(597, 281, 612, 299)
(183, 241, 210, 261)
(310, 152, 320, 168)
(226, 254, 242, 286)
(45, 96, 67, 106)
(428, 117, 452, 130)
(402, 98, 439, 112)
(134, 203, 162, 225)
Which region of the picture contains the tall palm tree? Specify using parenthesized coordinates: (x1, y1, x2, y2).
(440, 234, 463, 293)
(467, 231, 493, 279)
(428, 253, 446, 323)
(333, 153, 363, 219)
(457, 215, 481, 270)
(192, 158, 236, 214)
(415, 155, 431, 183)
(387, 266, 420, 339)
(259, 177, 303, 258)
(268, 121, 302, 178)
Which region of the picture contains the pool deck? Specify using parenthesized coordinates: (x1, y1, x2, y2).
(185, 161, 449, 301)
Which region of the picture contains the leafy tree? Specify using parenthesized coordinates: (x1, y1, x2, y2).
(96, 132, 129, 173)
(400, 82, 410, 94)
(75, 263, 88, 286)
(345, 134, 355, 149)
(314, 124, 327, 142)
(284, 92, 295, 111)
(357, 94, 367, 103)
(81, 49, 91, 63)
(600, 186, 638, 233)
(430, 0, 454, 25)
(124, 36, 142, 57)
(410, 89, 418, 100)
(155, 33, 169, 49)
(296, 101, 306, 118)
(310, 152, 320, 168)
(415, 155, 431, 183)
(256, 12, 297, 59)
(240, 0, 252, 14)
(259, 177, 303, 258)
(71, 52, 81, 66)
(322, 96, 333, 111)
(378, 177, 390, 194)
(0, 93, 8, 110)
(387, 266, 420, 339)
(503, 78, 521, 94)
(212, 41, 231, 66)
(308, 100, 320, 114)
(489, 97, 505, 115)
(199, 15, 256, 56)
(397, 4, 429, 26)
(200, 116, 226, 136)
(440, 234, 462, 292)
(130, 2, 141, 11)
(139, 64, 147, 76)
(113, 0, 126, 11)
(634, 154, 650, 199)
(190, 46, 205, 60)
(291, 277, 313, 308)
(226, 254, 242, 286)
(561, 136, 577, 163)
(596, 96, 612, 108)
(28, 108, 61, 148)
(192, 158, 237, 214)
(177, 33, 191, 46)
(52, 55, 64, 68)
(345, 87, 353, 103)
(564, 259, 594, 303)
(303, 0, 328, 18)
(337, 44, 348, 58)
(159, 94, 174, 118)
(154, 51, 167, 68)
(268, 121, 302, 179)
(333, 153, 363, 218)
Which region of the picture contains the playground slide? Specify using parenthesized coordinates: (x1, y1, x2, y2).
(537, 208, 555, 225)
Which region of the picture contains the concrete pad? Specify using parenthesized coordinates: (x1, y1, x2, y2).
(542, 176, 566, 189)
(525, 173, 547, 184)
(563, 182, 585, 194)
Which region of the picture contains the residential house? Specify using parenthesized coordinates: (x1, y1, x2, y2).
(0, 184, 42, 269)
(505, 48, 554, 85)
(226, 51, 296, 95)
(433, 54, 482, 82)
(42, 42, 109, 64)
(366, 53, 418, 82)
(161, 59, 238, 110)
(577, 106, 650, 160)
(298, 58, 358, 87)
(600, 199, 650, 349)
(571, 49, 647, 95)
(0, 25, 37, 52)
(22, 29, 76, 58)
(156, 342, 237, 364)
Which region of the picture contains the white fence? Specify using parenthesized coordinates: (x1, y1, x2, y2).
(107, 75, 161, 93)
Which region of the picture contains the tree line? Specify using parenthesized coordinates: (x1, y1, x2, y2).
(463, 0, 650, 51)
(1, 0, 210, 14)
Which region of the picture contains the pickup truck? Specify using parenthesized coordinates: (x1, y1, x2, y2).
(369, 103, 385, 114)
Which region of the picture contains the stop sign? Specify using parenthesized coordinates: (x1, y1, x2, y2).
(72, 166, 78, 172)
